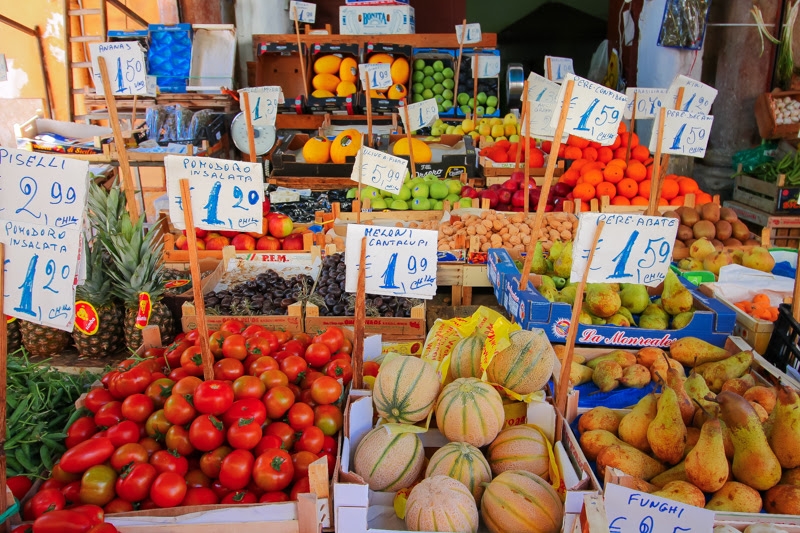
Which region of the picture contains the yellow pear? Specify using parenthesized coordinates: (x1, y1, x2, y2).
(685, 418, 729, 492)
(647, 388, 687, 465)
(619, 394, 658, 453)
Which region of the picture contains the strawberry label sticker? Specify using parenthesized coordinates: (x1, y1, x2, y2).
(165, 279, 191, 289)
(6, 315, 15, 324)
(74, 301, 100, 336)
(135, 292, 152, 329)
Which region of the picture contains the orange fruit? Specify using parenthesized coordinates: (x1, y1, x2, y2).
(626, 161, 647, 182)
(637, 179, 652, 199)
(567, 135, 590, 149)
(669, 195, 686, 206)
(620, 132, 639, 148)
(597, 147, 613, 163)
(665, 173, 678, 180)
(595, 182, 617, 199)
(541, 140, 553, 153)
(602, 165, 624, 184)
(611, 196, 631, 206)
(607, 158, 627, 169)
(644, 164, 653, 180)
(570, 158, 590, 172)
(573, 183, 596, 201)
(678, 178, 699, 195)
(658, 198, 669, 206)
(696, 192, 713, 204)
(582, 147, 598, 161)
(564, 146, 583, 159)
(617, 122, 628, 134)
(631, 145, 650, 162)
(610, 135, 622, 151)
(630, 196, 649, 206)
(579, 202, 591, 212)
(580, 162, 605, 176)
(582, 169, 604, 187)
(614, 147, 628, 160)
(617, 178, 638, 199)
(557, 145, 566, 158)
(560, 169, 579, 187)
(660, 179, 680, 200)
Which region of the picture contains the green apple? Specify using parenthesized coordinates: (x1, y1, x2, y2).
(486, 95, 498, 108)
(458, 197, 474, 208)
(445, 193, 461, 204)
(442, 67, 455, 79)
(422, 89, 434, 99)
(460, 105, 471, 115)
(445, 179, 462, 195)
(411, 176, 426, 187)
(445, 125, 456, 134)
(475, 105, 485, 116)
(477, 92, 487, 104)
(423, 174, 438, 182)
(380, 187, 393, 197)
(435, 95, 444, 104)
(411, 197, 431, 210)
(412, 94, 424, 103)
(457, 93, 470, 106)
(433, 119, 445, 128)
(443, 100, 453, 111)
(432, 200, 444, 210)
(437, 104, 445, 113)
(442, 89, 454, 101)
(486, 106, 496, 115)
(431, 126, 444, 136)
(429, 181, 449, 199)
(346, 187, 358, 199)
(422, 77, 435, 89)
(433, 72, 444, 84)
(362, 186, 380, 199)
(412, 71, 424, 83)
(433, 60, 444, 72)
(468, 97, 475, 109)
(508, 134, 520, 143)
(371, 197, 388, 210)
(423, 66, 435, 76)
(413, 59, 425, 71)
(433, 84, 444, 95)
(394, 185, 412, 201)
(390, 199, 409, 210)
(411, 184, 429, 199)
(443, 79, 455, 91)
(412, 82, 424, 94)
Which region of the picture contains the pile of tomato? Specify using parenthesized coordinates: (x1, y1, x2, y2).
(14, 321, 353, 533)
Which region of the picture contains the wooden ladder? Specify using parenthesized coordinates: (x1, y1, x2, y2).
(64, 0, 107, 121)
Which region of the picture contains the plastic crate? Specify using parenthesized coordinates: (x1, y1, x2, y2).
(669, 264, 715, 286)
(764, 303, 800, 372)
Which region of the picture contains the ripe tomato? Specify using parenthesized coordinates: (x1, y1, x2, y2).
(330, 352, 351, 364)
(219, 319, 246, 334)
(180, 346, 205, 377)
(163, 394, 196, 426)
(248, 356, 279, 377)
(210, 479, 232, 500)
(183, 329, 201, 345)
(232, 376, 266, 400)
(322, 436, 337, 455)
(219, 449, 255, 490)
(310, 376, 342, 405)
(299, 370, 324, 391)
(172, 376, 202, 396)
(227, 418, 263, 450)
(60, 437, 115, 474)
(314, 405, 343, 437)
(325, 360, 353, 385)
(84, 388, 114, 414)
(299, 389, 317, 408)
(314, 328, 345, 354)
(294, 426, 324, 455)
(264, 386, 295, 419)
(88, 524, 120, 533)
(213, 358, 244, 381)
(79, 465, 117, 506)
(150, 472, 187, 508)
(121, 394, 154, 423)
(264, 421, 296, 450)
(139, 437, 162, 458)
(189, 415, 226, 452)
(253, 449, 294, 492)
(150, 450, 189, 476)
(104, 498, 134, 514)
(221, 490, 257, 505)
(164, 340, 192, 369)
(273, 330, 292, 345)
(222, 334, 248, 360)
(290, 477, 311, 501)
(338, 337, 353, 355)
(260, 369, 289, 390)
(110, 443, 150, 472)
(245, 336, 273, 357)
(94, 401, 124, 428)
(61, 480, 81, 505)
(291, 451, 319, 481)
(65, 416, 99, 449)
(51, 463, 80, 484)
(222, 398, 267, 427)
(199, 446, 232, 479)
(7, 476, 32, 500)
(292, 332, 313, 347)
(320, 451, 336, 474)
(107, 420, 140, 447)
(115, 462, 157, 503)
(279, 340, 305, 360)
(287, 403, 315, 430)
(165, 425, 194, 456)
(181, 487, 218, 506)
(144, 378, 175, 409)
(70, 504, 104, 526)
(168, 367, 191, 382)
(260, 491, 289, 503)
(144, 409, 172, 440)
(304, 343, 331, 368)
(254, 435, 283, 456)
(241, 325, 267, 339)
(362, 361, 380, 378)
(253, 330, 280, 353)
(31, 488, 66, 518)
(184, 469, 211, 489)
(280, 355, 308, 383)
(193, 381, 235, 415)
(30, 510, 93, 533)
(208, 330, 230, 358)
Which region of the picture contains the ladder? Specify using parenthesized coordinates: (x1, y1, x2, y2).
(64, 0, 107, 121)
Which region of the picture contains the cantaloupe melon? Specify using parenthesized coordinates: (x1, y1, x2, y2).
(391, 57, 410, 85)
(449, 334, 485, 380)
(392, 138, 433, 163)
(312, 73, 340, 93)
(353, 426, 425, 492)
(426, 442, 492, 503)
(301, 136, 330, 164)
(330, 129, 362, 164)
(368, 53, 394, 64)
(339, 57, 358, 83)
(405, 475, 479, 533)
(486, 329, 554, 395)
(481, 470, 563, 533)
(373, 355, 439, 424)
(314, 55, 342, 75)
(336, 81, 357, 97)
(435, 378, 504, 447)
(487, 424, 550, 479)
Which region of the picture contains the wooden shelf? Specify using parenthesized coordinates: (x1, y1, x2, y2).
(253, 33, 498, 57)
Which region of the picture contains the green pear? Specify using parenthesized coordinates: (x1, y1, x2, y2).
(607, 313, 631, 327)
(662, 270, 694, 316)
(585, 284, 622, 318)
(619, 284, 650, 314)
(616, 307, 637, 326)
(769, 386, 800, 469)
(670, 337, 731, 367)
(639, 303, 669, 330)
(531, 241, 547, 275)
(685, 417, 729, 492)
(578, 311, 593, 325)
(557, 285, 577, 306)
(553, 241, 573, 278)
(592, 360, 623, 392)
(701, 351, 754, 392)
(619, 394, 658, 452)
(672, 311, 695, 329)
(647, 387, 688, 465)
(549, 240, 565, 261)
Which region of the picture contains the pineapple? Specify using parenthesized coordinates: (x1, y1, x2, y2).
(72, 241, 125, 358)
(19, 320, 71, 357)
(7, 319, 22, 353)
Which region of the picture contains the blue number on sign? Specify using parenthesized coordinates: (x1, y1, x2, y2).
(202, 181, 224, 225)
(43, 260, 67, 294)
(232, 186, 248, 210)
(609, 230, 639, 279)
(16, 177, 41, 220)
(670, 123, 687, 151)
(637, 237, 670, 269)
(595, 105, 620, 127)
(380, 253, 400, 289)
(686, 126, 705, 145)
(649, 97, 660, 114)
(253, 97, 263, 121)
(50, 182, 76, 204)
(682, 93, 696, 112)
(115, 57, 126, 93)
(15, 254, 38, 317)
(408, 256, 417, 275)
(575, 98, 600, 132)
(535, 88, 547, 102)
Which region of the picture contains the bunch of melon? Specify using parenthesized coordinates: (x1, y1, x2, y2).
(365, 53, 410, 101)
(311, 55, 359, 98)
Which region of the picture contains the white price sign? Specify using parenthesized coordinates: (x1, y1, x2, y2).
(90, 41, 149, 96)
(649, 109, 713, 158)
(604, 483, 714, 533)
(402, 99, 439, 132)
(351, 146, 408, 195)
(165, 155, 264, 233)
(544, 56, 574, 82)
(239, 86, 283, 127)
(345, 224, 438, 299)
(471, 55, 501, 78)
(667, 75, 717, 114)
(455, 23, 482, 45)
(290, 1, 316, 23)
(550, 73, 628, 146)
(527, 73, 562, 140)
(624, 88, 668, 119)
(570, 212, 679, 287)
(359, 63, 392, 90)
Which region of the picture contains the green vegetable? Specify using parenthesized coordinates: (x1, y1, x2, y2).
(733, 150, 800, 186)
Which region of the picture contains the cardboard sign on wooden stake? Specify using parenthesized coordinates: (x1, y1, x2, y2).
(352, 236, 367, 390)
(452, 19, 468, 108)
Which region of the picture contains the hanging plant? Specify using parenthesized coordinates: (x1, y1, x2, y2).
(752, 1, 799, 90)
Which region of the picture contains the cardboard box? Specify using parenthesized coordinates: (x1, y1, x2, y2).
(346, 0, 409, 4)
(271, 132, 355, 177)
(409, 49, 456, 117)
(364, 43, 413, 115)
(699, 285, 776, 355)
(307, 44, 361, 114)
(339, 5, 415, 35)
(304, 301, 426, 339)
(375, 134, 477, 179)
(454, 48, 501, 119)
(14, 115, 112, 155)
(255, 42, 307, 113)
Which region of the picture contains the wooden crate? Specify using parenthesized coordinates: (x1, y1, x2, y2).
(733, 172, 800, 214)
(304, 302, 426, 339)
(435, 263, 492, 306)
(723, 200, 800, 248)
(162, 233, 317, 263)
(481, 158, 565, 178)
(755, 90, 800, 139)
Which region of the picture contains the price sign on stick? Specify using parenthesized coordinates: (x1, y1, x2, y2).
(472, 55, 501, 78)
(550, 73, 628, 146)
(455, 23, 482, 44)
(351, 147, 408, 194)
(0, 148, 90, 331)
(544, 56, 574, 82)
(239, 86, 283, 127)
(401, 99, 439, 132)
(90, 42, 149, 96)
(165, 155, 264, 232)
(359, 63, 392, 91)
(290, 1, 316, 23)
(604, 483, 714, 533)
(624, 88, 668, 119)
(649, 110, 713, 157)
(345, 224, 438, 299)
(570, 212, 679, 287)
(667, 75, 717, 114)
(527, 73, 563, 140)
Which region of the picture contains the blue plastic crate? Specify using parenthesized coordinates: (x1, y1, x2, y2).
(148, 24, 192, 93)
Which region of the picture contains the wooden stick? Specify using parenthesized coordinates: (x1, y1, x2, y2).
(179, 179, 214, 381)
(523, 97, 531, 214)
(520, 79, 574, 290)
(0, 245, 7, 528)
(625, 92, 636, 165)
(554, 220, 605, 436)
(546, 57, 554, 81)
(131, 95, 138, 131)
(365, 75, 373, 148)
(401, 99, 417, 177)
(646, 106, 666, 217)
(356, 149, 363, 225)
(513, 80, 530, 175)
(792, 258, 800, 322)
(352, 236, 367, 389)
(653, 87, 685, 206)
(242, 91, 257, 163)
(293, 8, 309, 99)
(98, 56, 139, 224)
(452, 19, 468, 111)
(472, 54, 480, 122)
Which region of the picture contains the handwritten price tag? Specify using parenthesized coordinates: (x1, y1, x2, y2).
(351, 147, 408, 195)
(345, 224, 438, 299)
(624, 88, 668, 120)
(570, 212, 679, 287)
(667, 75, 717, 114)
(165, 155, 264, 232)
(550, 73, 628, 146)
(402, 99, 439, 132)
(544, 56, 574, 82)
(604, 483, 714, 533)
(239, 86, 283, 127)
(471, 55, 501, 78)
(455, 23, 482, 45)
(359, 63, 392, 90)
(527, 73, 563, 140)
(90, 41, 149, 96)
(649, 109, 713, 158)
(290, 1, 316, 23)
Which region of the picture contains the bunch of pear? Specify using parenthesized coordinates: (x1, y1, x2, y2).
(677, 237, 776, 278)
(577, 337, 800, 516)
